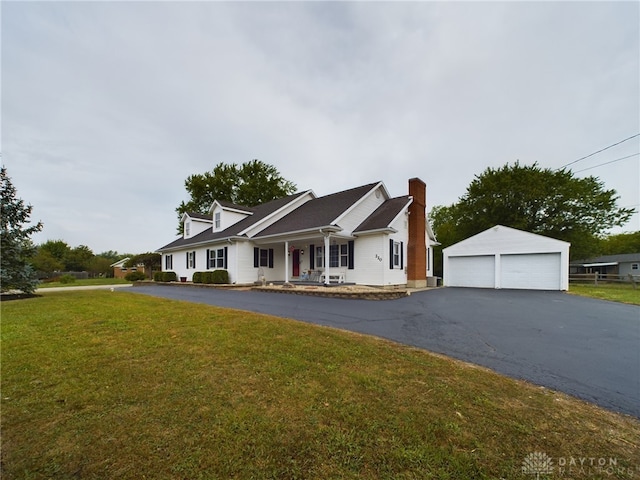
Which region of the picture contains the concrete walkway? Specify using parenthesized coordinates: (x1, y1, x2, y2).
(36, 284, 133, 293)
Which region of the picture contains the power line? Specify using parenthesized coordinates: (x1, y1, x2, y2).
(572, 153, 640, 173)
(559, 133, 640, 170)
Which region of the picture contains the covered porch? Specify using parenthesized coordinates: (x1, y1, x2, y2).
(253, 227, 355, 286)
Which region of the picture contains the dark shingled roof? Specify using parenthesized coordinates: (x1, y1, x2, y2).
(186, 212, 212, 221)
(354, 196, 411, 233)
(254, 183, 379, 237)
(158, 192, 307, 251)
(214, 200, 255, 213)
(570, 253, 640, 265)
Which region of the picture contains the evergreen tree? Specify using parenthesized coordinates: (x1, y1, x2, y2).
(1, 166, 43, 293)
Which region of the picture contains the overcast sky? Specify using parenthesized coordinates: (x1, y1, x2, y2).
(3, 1, 639, 255)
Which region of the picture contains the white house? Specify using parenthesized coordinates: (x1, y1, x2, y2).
(443, 225, 570, 291)
(157, 178, 438, 287)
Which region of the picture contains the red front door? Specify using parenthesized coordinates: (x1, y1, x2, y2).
(292, 249, 300, 277)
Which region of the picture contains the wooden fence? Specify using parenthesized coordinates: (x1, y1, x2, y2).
(569, 273, 639, 288)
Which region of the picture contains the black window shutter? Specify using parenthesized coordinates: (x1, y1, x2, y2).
(268, 249, 274, 268)
(186, 252, 189, 269)
(206, 249, 210, 269)
(400, 241, 404, 269)
(193, 251, 196, 269)
(224, 246, 228, 269)
(310, 245, 315, 269)
(389, 239, 394, 269)
(254, 247, 259, 268)
(348, 240, 355, 270)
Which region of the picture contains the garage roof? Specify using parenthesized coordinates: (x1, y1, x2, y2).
(443, 225, 570, 256)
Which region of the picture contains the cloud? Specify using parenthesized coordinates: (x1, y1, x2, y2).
(2, 1, 638, 253)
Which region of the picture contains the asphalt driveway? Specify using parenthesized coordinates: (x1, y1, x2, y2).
(131, 285, 640, 418)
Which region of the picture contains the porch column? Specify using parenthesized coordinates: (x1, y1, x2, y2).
(284, 241, 290, 284)
(324, 234, 330, 285)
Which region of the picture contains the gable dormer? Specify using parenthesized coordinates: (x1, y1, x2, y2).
(209, 200, 254, 233)
(182, 212, 213, 239)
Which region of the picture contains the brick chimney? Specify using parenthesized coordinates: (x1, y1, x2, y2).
(407, 178, 427, 288)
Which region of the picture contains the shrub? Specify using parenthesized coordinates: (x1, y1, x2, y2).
(192, 270, 228, 284)
(124, 271, 146, 282)
(153, 271, 177, 282)
(59, 274, 76, 284)
(192, 272, 204, 284)
(211, 270, 229, 284)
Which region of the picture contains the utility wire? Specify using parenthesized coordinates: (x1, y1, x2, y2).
(572, 153, 640, 173)
(559, 133, 640, 170)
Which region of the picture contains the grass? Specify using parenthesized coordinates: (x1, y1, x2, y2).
(569, 282, 640, 305)
(2, 291, 639, 479)
(37, 278, 131, 289)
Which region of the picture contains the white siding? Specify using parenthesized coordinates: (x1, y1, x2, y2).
(337, 186, 386, 234)
(211, 206, 250, 233)
(184, 218, 212, 239)
(235, 242, 259, 284)
(350, 235, 386, 285)
(350, 231, 408, 287)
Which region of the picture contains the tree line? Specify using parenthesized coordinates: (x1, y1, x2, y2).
(28, 240, 160, 279)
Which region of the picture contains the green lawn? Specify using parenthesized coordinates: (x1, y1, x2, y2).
(2, 291, 639, 479)
(37, 277, 131, 289)
(569, 283, 640, 305)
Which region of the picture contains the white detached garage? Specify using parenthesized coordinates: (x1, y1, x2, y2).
(443, 225, 570, 291)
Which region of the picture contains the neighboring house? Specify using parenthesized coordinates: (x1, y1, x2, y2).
(110, 257, 147, 279)
(570, 253, 640, 278)
(157, 178, 438, 287)
(443, 225, 571, 291)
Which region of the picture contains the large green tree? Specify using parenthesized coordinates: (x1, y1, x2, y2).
(431, 162, 635, 265)
(176, 160, 297, 232)
(1, 166, 43, 293)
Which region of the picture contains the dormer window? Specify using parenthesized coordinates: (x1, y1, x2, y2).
(215, 212, 221, 229)
(185, 221, 191, 236)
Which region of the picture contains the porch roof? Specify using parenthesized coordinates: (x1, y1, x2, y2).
(354, 196, 411, 234)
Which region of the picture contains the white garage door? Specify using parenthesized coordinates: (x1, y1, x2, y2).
(500, 253, 561, 290)
(448, 255, 495, 288)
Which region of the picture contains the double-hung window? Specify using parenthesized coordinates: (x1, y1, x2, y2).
(214, 212, 221, 230)
(165, 254, 173, 270)
(215, 249, 225, 268)
(315, 246, 324, 268)
(389, 240, 403, 269)
(393, 242, 401, 268)
(187, 251, 196, 269)
(317, 244, 349, 268)
(253, 248, 274, 268)
(207, 248, 227, 269)
(260, 249, 269, 267)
